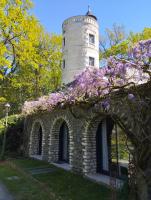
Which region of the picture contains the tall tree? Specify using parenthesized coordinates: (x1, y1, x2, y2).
(100, 24, 127, 60)
(0, 0, 62, 114)
(100, 25, 151, 61)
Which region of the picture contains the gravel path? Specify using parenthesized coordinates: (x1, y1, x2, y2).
(0, 182, 14, 200)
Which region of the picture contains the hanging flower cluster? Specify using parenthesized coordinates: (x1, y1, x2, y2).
(22, 40, 151, 115)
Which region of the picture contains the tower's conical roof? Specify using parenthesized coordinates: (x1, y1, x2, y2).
(86, 6, 97, 20)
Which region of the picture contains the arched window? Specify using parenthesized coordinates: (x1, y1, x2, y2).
(58, 122, 69, 163)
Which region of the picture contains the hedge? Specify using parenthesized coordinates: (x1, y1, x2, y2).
(0, 114, 24, 156)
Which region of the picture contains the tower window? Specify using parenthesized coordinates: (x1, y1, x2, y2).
(63, 37, 65, 46)
(89, 57, 95, 66)
(63, 60, 65, 69)
(89, 34, 95, 44)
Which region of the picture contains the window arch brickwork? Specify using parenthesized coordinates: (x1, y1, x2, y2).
(49, 116, 74, 166)
(29, 119, 46, 157)
(82, 117, 105, 174)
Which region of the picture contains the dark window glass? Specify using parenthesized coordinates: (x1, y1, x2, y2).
(89, 57, 95, 66)
(63, 60, 65, 69)
(89, 34, 95, 44)
(63, 37, 65, 46)
(59, 122, 69, 163)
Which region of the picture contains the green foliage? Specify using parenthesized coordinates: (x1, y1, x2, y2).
(129, 28, 151, 43)
(118, 179, 129, 200)
(0, 114, 24, 154)
(111, 125, 130, 161)
(100, 24, 127, 60)
(100, 40, 129, 60)
(100, 26, 151, 60)
(0, 0, 62, 113)
(0, 114, 20, 132)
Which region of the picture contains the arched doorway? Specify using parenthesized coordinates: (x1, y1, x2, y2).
(58, 122, 69, 163)
(30, 122, 43, 157)
(96, 118, 130, 178)
(110, 123, 130, 178)
(83, 116, 129, 184)
(96, 118, 114, 175)
(38, 126, 43, 155)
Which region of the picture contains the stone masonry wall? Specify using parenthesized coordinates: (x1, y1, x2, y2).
(24, 108, 94, 173)
(24, 107, 111, 174)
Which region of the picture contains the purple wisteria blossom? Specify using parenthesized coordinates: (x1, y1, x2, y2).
(22, 39, 151, 115)
(101, 100, 110, 111)
(128, 93, 135, 101)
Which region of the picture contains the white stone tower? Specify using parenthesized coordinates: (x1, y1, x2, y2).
(62, 8, 99, 84)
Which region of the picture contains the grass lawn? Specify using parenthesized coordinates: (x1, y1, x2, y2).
(0, 161, 56, 200)
(0, 158, 127, 200)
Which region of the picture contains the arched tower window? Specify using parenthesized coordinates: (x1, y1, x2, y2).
(89, 34, 95, 44)
(89, 57, 95, 66)
(63, 37, 65, 46)
(63, 60, 65, 69)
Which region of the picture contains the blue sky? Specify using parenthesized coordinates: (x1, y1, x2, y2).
(32, 0, 151, 36)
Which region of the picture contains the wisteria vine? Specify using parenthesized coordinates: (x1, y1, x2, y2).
(22, 40, 151, 115)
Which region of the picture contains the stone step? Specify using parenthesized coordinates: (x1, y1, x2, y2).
(25, 166, 56, 175)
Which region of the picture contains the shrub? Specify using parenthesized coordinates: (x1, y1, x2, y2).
(0, 115, 24, 156)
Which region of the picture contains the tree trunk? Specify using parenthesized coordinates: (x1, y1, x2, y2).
(134, 161, 151, 200)
(129, 150, 151, 200)
(136, 169, 148, 200)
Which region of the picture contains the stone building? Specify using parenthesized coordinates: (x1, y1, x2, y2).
(24, 9, 128, 186)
